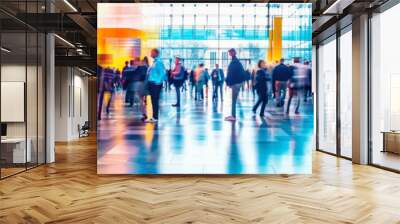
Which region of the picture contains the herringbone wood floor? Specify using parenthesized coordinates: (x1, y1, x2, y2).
(1, 135, 400, 224)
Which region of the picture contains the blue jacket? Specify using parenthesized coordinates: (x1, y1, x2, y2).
(147, 57, 166, 85)
(226, 56, 245, 86)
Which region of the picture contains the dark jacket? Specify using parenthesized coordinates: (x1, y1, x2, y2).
(134, 65, 148, 82)
(272, 63, 291, 82)
(122, 65, 129, 80)
(189, 70, 195, 83)
(226, 56, 245, 86)
(305, 67, 312, 86)
(254, 69, 270, 93)
(211, 68, 224, 84)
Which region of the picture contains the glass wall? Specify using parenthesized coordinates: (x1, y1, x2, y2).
(0, 1, 46, 179)
(317, 35, 337, 154)
(370, 3, 400, 171)
(1, 27, 28, 177)
(339, 28, 352, 158)
(154, 3, 312, 69)
(316, 24, 353, 159)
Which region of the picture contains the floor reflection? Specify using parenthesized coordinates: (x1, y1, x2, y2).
(97, 88, 314, 174)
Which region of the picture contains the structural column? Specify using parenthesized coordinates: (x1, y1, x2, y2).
(46, 33, 55, 163)
(352, 14, 369, 164)
(46, 0, 55, 163)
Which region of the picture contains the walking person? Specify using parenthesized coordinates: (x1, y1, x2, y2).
(303, 61, 312, 102)
(97, 66, 117, 120)
(225, 48, 246, 122)
(171, 57, 185, 107)
(252, 60, 270, 117)
(124, 60, 137, 107)
(189, 67, 196, 97)
(194, 64, 205, 101)
(244, 68, 252, 91)
(122, 61, 130, 103)
(141, 57, 150, 121)
(145, 48, 166, 123)
(286, 58, 305, 114)
(272, 58, 291, 107)
(114, 69, 122, 92)
(251, 68, 257, 98)
(204, 68, 210, 98)
(211, 63, 224, 102)
(131, 57, 148, 120)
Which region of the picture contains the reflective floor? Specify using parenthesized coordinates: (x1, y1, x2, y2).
(97, 86, 314, 174)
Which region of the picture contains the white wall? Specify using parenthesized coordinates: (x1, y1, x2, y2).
(71, 73, 89, 138)
(55, 67, 89, 141)
(55, 66, 69, 141)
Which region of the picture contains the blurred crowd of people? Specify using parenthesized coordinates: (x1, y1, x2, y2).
(97, 48, 312, 123)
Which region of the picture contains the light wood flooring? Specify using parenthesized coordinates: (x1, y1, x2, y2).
(0, 135, 400, 224)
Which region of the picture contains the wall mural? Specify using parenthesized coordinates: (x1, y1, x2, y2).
(97, 3, 313, 174)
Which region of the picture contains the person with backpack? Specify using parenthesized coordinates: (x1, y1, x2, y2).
(225, 48, 246, 122)
(171, 57, 185, 107)
(252, 60, 270, 117)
